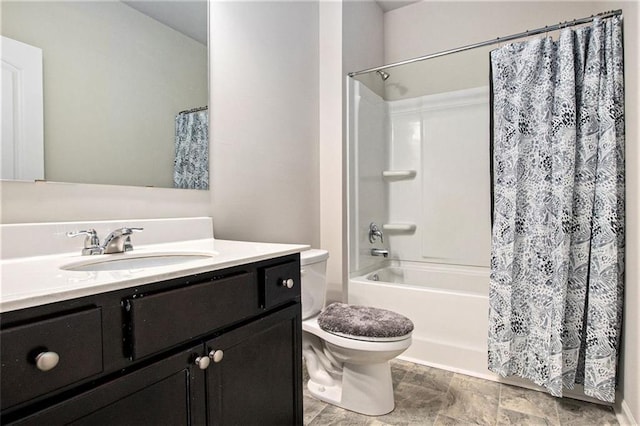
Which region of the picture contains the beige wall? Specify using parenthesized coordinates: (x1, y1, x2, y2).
(209, 1, 320, 247)
(385, 1, 638, 422)
(619, 2, 640, 422)
(2, 1, 207, 188)
(319, 1, 345, 302)
(382, 46, 493, 100)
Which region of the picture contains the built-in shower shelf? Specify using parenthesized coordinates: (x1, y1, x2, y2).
(382, 170, 417, 180)
(382, 223, 416, 233)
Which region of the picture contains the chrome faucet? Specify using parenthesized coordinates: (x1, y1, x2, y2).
(370, 248, 389, 258)
(368, 222, 384, 243)
(101, 227, 144, 254)
(67, 227, 143, 255)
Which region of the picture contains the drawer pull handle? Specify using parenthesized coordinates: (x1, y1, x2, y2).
(209, 349, 224, 363)
(281, 278, 295, 289)
(194, 355, 210, 370)
(35, 351, 60, 372)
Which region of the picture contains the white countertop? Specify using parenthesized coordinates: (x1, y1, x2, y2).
(0, 238, 309, 313)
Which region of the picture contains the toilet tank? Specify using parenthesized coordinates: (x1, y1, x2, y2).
(300, 249, 329, 320)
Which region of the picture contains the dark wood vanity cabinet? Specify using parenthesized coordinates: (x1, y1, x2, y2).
(0, 254, 303, 425)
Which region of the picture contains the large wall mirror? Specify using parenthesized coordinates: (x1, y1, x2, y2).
(1, 1, 208, 189)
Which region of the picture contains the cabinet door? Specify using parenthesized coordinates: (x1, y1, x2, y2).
(10, 345, 207, 426)
(206, 304, 303, 426)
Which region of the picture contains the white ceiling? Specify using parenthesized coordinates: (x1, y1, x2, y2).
(123, 0, 207, 45)
(122, 0, 419, 46)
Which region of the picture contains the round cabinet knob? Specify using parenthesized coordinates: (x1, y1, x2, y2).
(281, 278, 294, 289)
(194, 355, 210, 370)
(209, 350, 224, 363)
(35, 351, 60, 372)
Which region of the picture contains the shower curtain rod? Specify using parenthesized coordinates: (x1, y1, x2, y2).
(348, 9, 622, 77)
(178, 106, 208, 115)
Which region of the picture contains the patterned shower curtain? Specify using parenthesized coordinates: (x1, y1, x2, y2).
(488, 16, 624, 403)
(174, 108, 209, 190)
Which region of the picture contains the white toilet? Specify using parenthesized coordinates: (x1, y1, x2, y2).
(300, 249, 413, 416)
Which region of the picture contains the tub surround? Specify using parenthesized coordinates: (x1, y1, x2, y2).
(0, 217, 308, 312)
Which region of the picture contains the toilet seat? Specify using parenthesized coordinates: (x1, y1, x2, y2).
(303, 316, 411, 351)
(318, 302, 414, 340)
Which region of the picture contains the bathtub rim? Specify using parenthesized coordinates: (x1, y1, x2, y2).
(349, 259, 490, 298)
(349, 258, 490, 278)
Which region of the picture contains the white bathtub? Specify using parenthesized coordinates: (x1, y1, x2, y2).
(348, 261, 492, 377)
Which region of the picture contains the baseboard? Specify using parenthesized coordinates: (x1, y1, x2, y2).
(616, 396, 638, 426)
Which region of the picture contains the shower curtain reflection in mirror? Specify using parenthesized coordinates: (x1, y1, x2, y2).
(173, 107, 209, 190)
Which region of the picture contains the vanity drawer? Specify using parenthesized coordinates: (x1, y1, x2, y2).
(260, 260, 300, 309)
(125, 272, 258, 360)
(0, 308, 103, 409)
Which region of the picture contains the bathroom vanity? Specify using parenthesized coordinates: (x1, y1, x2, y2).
(0, 218, 307, 425)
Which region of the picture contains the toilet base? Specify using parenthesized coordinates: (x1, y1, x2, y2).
(306, 361, 395, 416)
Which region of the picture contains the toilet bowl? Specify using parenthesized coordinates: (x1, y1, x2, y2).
(300, 249, 413, 416)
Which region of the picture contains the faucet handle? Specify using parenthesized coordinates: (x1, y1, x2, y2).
(123, 227, 143, 252)
(368, 222, 384, 243)
(67, 229, 102, 255)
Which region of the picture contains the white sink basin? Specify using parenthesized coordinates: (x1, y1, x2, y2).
(61, 252, 217, 272)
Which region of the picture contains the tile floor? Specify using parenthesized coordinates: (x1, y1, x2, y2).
(303, 360, 619, 426)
